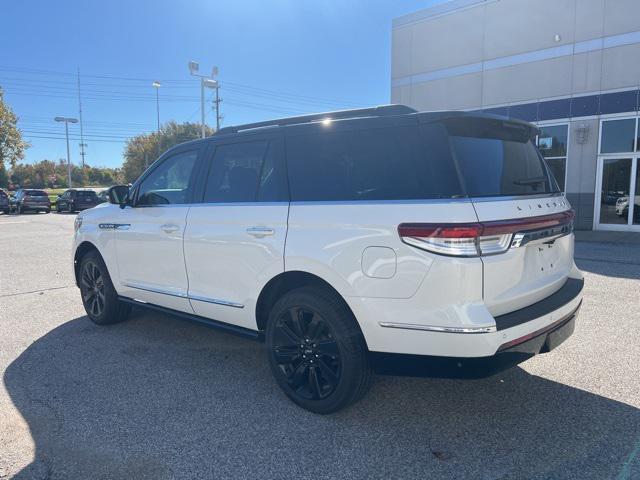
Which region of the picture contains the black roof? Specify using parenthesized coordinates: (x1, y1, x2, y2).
(160, 104, 537, 156)
(214, 104, 536, 136)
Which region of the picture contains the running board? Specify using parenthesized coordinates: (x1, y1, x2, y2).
(118, 296, 263, 341)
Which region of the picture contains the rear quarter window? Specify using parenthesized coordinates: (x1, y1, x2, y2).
(286, 124, 463, 201)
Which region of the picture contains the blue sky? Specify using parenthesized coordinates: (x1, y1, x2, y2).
(1, 0, 443, 168)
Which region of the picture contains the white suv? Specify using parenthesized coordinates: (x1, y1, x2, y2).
(73, 106, 583, 413)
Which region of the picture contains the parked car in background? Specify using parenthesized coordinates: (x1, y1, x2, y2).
(0, 189, 9, 214)
(56, 188, 100, 213)
(72, 106, 583, 413)
(12, 189, 51, 214)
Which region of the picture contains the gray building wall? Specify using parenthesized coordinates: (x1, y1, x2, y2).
(391, 0, 640, 230)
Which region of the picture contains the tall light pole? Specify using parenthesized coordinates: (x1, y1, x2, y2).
(152, 81, 161, 156)
(188, 61, 219, 138)
(54, 117, 78, 188)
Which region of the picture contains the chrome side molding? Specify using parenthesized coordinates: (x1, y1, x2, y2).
(379, 322, 496, 334)
(122, 282, 244, 309)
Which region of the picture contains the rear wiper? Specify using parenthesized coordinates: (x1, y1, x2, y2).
(513, 176, 547, 186)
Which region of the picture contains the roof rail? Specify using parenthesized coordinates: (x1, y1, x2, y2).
(216, 104, 417, 135)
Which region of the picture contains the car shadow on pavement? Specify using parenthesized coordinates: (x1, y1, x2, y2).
(4, 311, 640, 480)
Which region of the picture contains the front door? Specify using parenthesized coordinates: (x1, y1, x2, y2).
(183, 135, 289, 329)
(595, 156, 640, 231)
(115, 148, 201, 312)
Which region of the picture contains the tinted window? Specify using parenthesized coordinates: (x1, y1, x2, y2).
(203, 140, 286, 203)
(77, 191, 97, 198)
(286, 124, 462, 201)
(137, 150, 197, 206)
(601, 119, 636, 153)
(26, 190, 48, 197)
(445, 118, 555, 196)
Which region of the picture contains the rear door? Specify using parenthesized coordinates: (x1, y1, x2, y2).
(183, 133, 289, 329)
(441, 116, 574, 316)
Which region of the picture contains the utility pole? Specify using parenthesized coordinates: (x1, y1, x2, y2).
(77, 68, 87, 168)
(152, 81, 161, 156)
(214, 82, 222, 131)
(54, 117, 78, 187)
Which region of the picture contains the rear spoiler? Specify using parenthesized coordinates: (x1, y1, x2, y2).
(417, 111, 539, 140)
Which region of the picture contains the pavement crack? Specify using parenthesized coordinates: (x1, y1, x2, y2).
(0, 285, 75, 298)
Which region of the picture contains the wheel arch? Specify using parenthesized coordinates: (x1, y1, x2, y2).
(73, 241, 102, 287)
(255, 270, 360, 333)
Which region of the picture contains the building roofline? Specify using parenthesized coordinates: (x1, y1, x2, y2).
(393, 0, 488, 28)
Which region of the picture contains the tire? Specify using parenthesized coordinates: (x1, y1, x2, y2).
(44, 209, 50, 214)
(56, 203, 62, 213)
(17, 205, 22, 215)
(265, 286, 373, 414)
(79, 250, 131, 325)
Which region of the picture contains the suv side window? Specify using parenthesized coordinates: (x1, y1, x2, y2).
(285, 124, 462, 201)
(136, 150, 198, 206)
(203, 140, 287, 203)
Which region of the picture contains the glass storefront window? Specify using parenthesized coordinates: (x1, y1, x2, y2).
(600, 119, 636, 154)
(538, 125, 567, 157)
(633, 167, 640, 225)
(599, 158, 632, 225)
(537, 124, 568, 191)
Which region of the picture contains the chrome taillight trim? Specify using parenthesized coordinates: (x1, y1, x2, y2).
(398, 210, 575, 257)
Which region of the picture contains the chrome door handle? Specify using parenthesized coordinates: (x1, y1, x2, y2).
(246, 226, 275, 238)
(161, 224, 180, 234)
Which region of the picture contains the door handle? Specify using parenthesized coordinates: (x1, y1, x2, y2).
(246, 226, 275, 238)
(161, 224, 180, 234)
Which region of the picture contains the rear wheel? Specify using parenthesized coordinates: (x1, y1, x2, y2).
(79, 251, 131, 325)
(265, 286, 373, 414)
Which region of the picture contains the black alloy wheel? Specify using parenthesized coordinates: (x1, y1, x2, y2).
(79, 251, 131, 325)
(272, 306, 342, 401)
(80, 259, 106, 318)
(266, 286, 373, 414)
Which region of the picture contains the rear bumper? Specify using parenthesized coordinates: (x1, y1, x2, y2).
(352, 275, 584, 358)
(371, 303, 579, 378)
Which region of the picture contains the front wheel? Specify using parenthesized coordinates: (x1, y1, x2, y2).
(79, 251, 131, 325)
(265, 286, 373, 414)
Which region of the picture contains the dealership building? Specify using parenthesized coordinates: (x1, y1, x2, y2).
(392, 0, 640, 231)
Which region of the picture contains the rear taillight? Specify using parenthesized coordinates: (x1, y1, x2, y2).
(399, 210, 574, 257)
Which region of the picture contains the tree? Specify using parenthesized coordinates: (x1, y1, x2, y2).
(0, 161, 8, 188)
(8, 158, 121, 189)
(122, 121, 213, 182)
(0, 87, 29, 169)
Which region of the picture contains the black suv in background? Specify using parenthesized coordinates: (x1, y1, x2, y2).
(0, 189, 9, 214)
(12, 189, 51, 214)
(56, 188, 100, 213)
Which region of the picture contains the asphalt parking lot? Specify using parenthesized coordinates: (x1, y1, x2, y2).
(0, 212, 639, 479)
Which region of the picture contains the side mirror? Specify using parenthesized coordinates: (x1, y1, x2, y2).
(108, 185, 130, 207)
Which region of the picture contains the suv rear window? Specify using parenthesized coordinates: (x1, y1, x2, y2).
(26, 190, 48, 197)
(286, 124, 463, 201)
(443, 117, 558, 197)
(77, 191, 98, 198)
